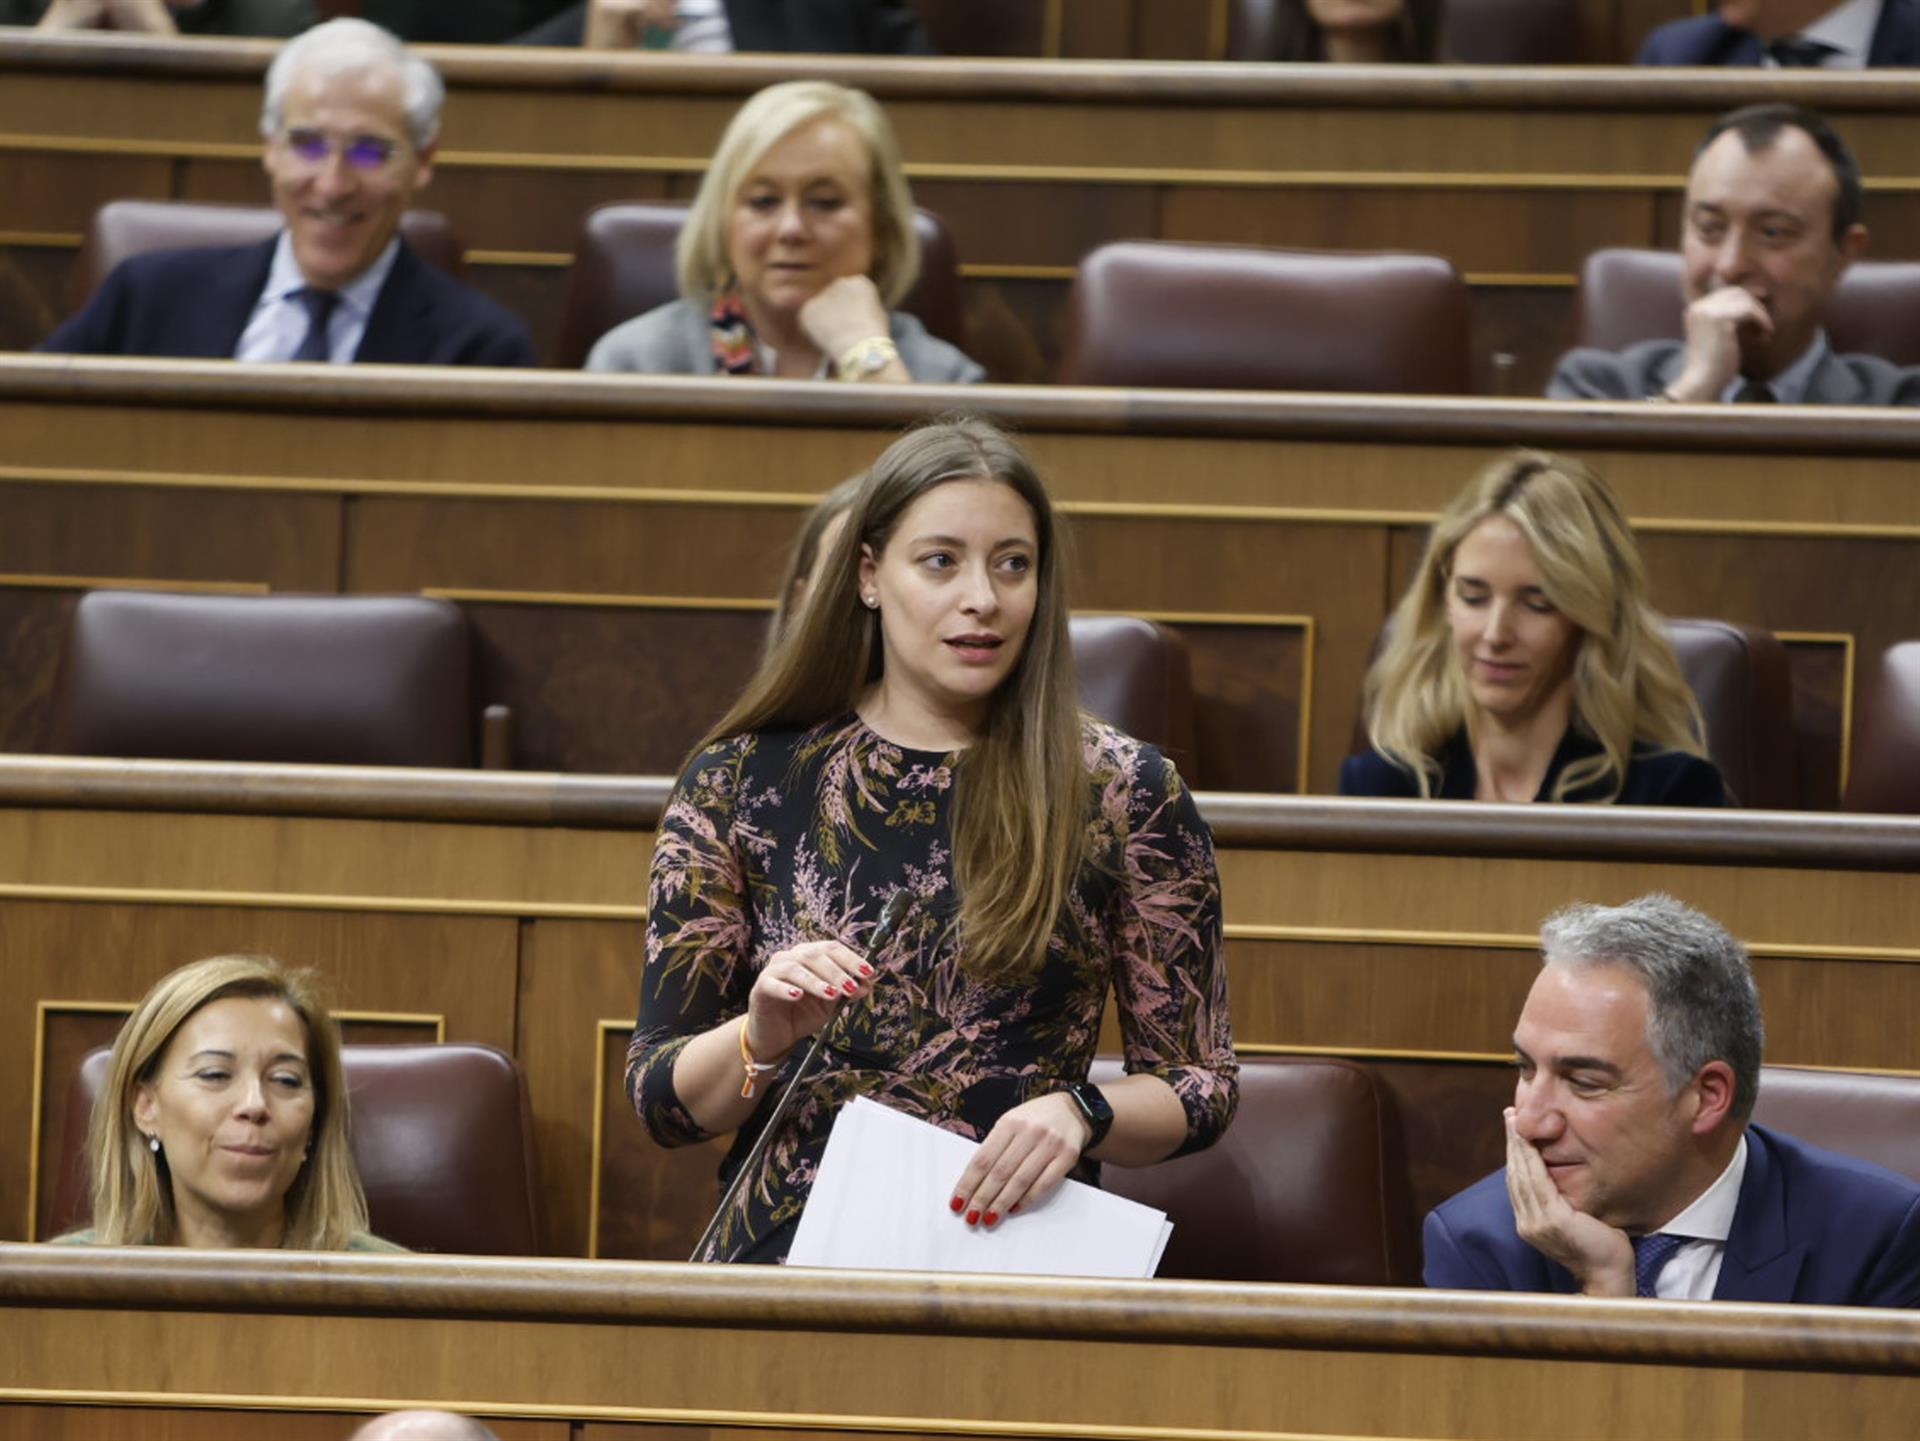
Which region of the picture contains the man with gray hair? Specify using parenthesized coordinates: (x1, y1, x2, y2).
(40, 18, 535, 366)
(1425, 894, 1920, 1305)
(349, 1409, 501, 1441)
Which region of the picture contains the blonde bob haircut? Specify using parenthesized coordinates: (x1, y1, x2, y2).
(702, 416, 1086, 985)
(676, 80, 920, 308)
(79, 953, 369, 1249)
(1362, 450, 1709, 803)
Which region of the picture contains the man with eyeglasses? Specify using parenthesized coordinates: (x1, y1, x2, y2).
(39, 18, 537, 367)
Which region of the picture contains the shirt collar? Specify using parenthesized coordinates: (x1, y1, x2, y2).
(262, 230, 402, 319)
(1795, 0, 1882, 64)
(1655, 1133, 1748, 1243)
(1719, 330, 1831, 404)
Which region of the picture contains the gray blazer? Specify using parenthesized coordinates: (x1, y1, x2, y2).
(584, 299, 985, 383)
(1548, 339, 1920, 406)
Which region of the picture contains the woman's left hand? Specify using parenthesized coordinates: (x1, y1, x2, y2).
(797, 275, 893, 360)
(948, 1092, 1090, 1227)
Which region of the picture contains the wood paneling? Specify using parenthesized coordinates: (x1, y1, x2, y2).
(0, 1408, 565, 1441)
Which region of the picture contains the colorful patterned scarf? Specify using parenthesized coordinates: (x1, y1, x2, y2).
(708, 283, 759, 375)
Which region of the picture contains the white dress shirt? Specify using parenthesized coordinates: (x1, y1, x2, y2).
(1646, 1135, 1749, 1300)
(668, 0, 732, 51)
(1762, 0, 1881, 68)
(234, 232, 401, 364)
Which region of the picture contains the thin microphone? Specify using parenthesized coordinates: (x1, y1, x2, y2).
(689, 888, 914, 1262)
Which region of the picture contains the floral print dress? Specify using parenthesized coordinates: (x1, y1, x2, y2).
(634, 713, 1237, 1263)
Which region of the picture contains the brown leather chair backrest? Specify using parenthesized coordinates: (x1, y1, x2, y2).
(1752, 1065, 1920, 1185)
(1346, 615, 1796, 807)
(1068, 615, 1198, 779)
(1228, 0, 1581, 61)
(1095, 1055, 1418, 1285)
(1575, 248, 1920, 367)
(1056, 241, 1472, 393)
(70, 199, 465, 311)
(50, 590, 478, 768)
(48, 1042, 542, 1254)
(1664, 618, 1797, 810)
(554, 200, 967, 368)
(1843, 640, 1920, 813)
(905, 0, 1044, 53)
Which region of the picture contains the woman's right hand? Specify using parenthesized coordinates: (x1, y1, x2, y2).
(742, 939, 876, 1063)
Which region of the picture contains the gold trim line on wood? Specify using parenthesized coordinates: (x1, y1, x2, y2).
(962, 262, 1079, 281)
(0, 229, 80, 247)
(465, 248, 570, 268)
(587, 1016, 631, 1261)
(26, 1000, 143, 1242)
(0, 1390, 1441, 1441)
(1042, 0, 1065, 58)
(1777, 630, 1856, 799)
(0, 573, 269, 595)
(0, 884, 643, 921)
(1077, 608, 1313, 629)
(1463, 273, 1578, 287)
(1226, 923, 1920, 965)
(423, 587, 775, 613)
(1240, 1042, 1512, 1063)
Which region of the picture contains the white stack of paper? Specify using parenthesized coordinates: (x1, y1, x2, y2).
(786, 1096, 1172, 1277)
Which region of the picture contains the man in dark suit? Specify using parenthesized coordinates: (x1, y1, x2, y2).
(1638, 0, 1920, 67)
(1548, 104, 1920, 406)
(515, 0, 933, 53)
(40, 19, 536, 367)
(1424, 894, 1920, 1306)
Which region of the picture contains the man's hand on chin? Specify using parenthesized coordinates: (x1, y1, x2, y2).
(1504, 1107, 1637, 1297)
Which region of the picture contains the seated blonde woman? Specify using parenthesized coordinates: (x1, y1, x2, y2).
(1341, 450, 1727, 806)
(585, 79, 983, 384)
(54, 953, 400, 1250)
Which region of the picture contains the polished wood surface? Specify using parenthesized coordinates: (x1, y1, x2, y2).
(7, 758, 1920, 1256)
(5, 40, 1920, 382)
(2, 1246, 1916, 1441)
(5, 358, 1917, 797)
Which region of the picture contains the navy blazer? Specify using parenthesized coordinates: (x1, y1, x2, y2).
(1339, 726, 1728, 807)
(517, 0, 934, 51)
(1424, 1124, 1920, 1306)
(1637, 0, 1920, 64)
(39, 236, 537, 368)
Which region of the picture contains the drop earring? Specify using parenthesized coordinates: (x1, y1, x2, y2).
(146, 1134, 160, 1154)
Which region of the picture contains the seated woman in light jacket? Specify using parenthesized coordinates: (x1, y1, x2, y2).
(585, 79, 983, 384)
(1341, 450, 1727, 807)
(54, 952, 400, 1250)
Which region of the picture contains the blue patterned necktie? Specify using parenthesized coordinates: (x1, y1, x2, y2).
(291, 287, 340, 363)
(1633, 1232, 1685, 1298)
(1769, 36, 1837, 67)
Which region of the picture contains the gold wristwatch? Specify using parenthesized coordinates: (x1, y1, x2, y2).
(836, 336, 900, 382)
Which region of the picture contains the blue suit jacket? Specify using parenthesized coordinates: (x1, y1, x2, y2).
(39, 236, 537, 367)
(1637, 0, 1920, 64)
(1424, 1124, 1920, 1306)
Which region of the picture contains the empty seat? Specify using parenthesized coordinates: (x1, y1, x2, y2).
(50, 589, 494, 768)
(1843, 640, 1920, 813)
(1444, 0, 1583, 62)
(48, 1042, 543, 1255)
(555, 200, 966, 368)
(1069, 615, 1198, 779)
(1575, 249, 1920, 367)
(1056, 241, 1472, 393)
(1095, 1055, 1418, 1285)
(70, 199, 465, 312)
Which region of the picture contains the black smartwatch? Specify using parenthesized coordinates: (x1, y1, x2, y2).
(1061, 1081, 1114, 1152)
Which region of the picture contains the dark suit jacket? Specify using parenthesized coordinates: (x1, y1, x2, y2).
(1424, 1124, 1920, 1306)
(38, 236, 537, 367)
(1339, 726, 1728, 807)
(1548, 338, 1920, 406)
(516, 0, 935, 50)
(1637, 0, 1920, 64)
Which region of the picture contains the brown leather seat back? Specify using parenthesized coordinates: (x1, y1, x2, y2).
(50, 1042, 542, 1254)
(1068, 615, 1197, 779)
(1843, 640, 1920, 813)
(71, 199, 465, 311)
(905, 0, 1044, 53)
(1665, 618, 1797, 809)
(1445, 0, 1584, 61)
(1095, 1055, 1418, 1285)
(555, 200, 966, 368)
(1752, 1066, 1920, 1185)
(1576, 248, 1920, 366)
(50, 590, 478, 768)
(1056, 241, 1472, 393)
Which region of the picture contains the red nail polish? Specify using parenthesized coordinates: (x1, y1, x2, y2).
(983, 1211, 999, 1226)
(966, 1209, 980, 1226)
(949, 1195, 965, 1213)
(788, 987, 803, 998)
(859, 963, 874, 976)
(842, 980, 858, 996)
(1009, 1203, 1021, 1214)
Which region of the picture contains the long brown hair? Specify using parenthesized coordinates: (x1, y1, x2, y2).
(1362, 450, 1707, 802)
(79, 953, 369, 1249)
(702, 417, 1086, 984)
